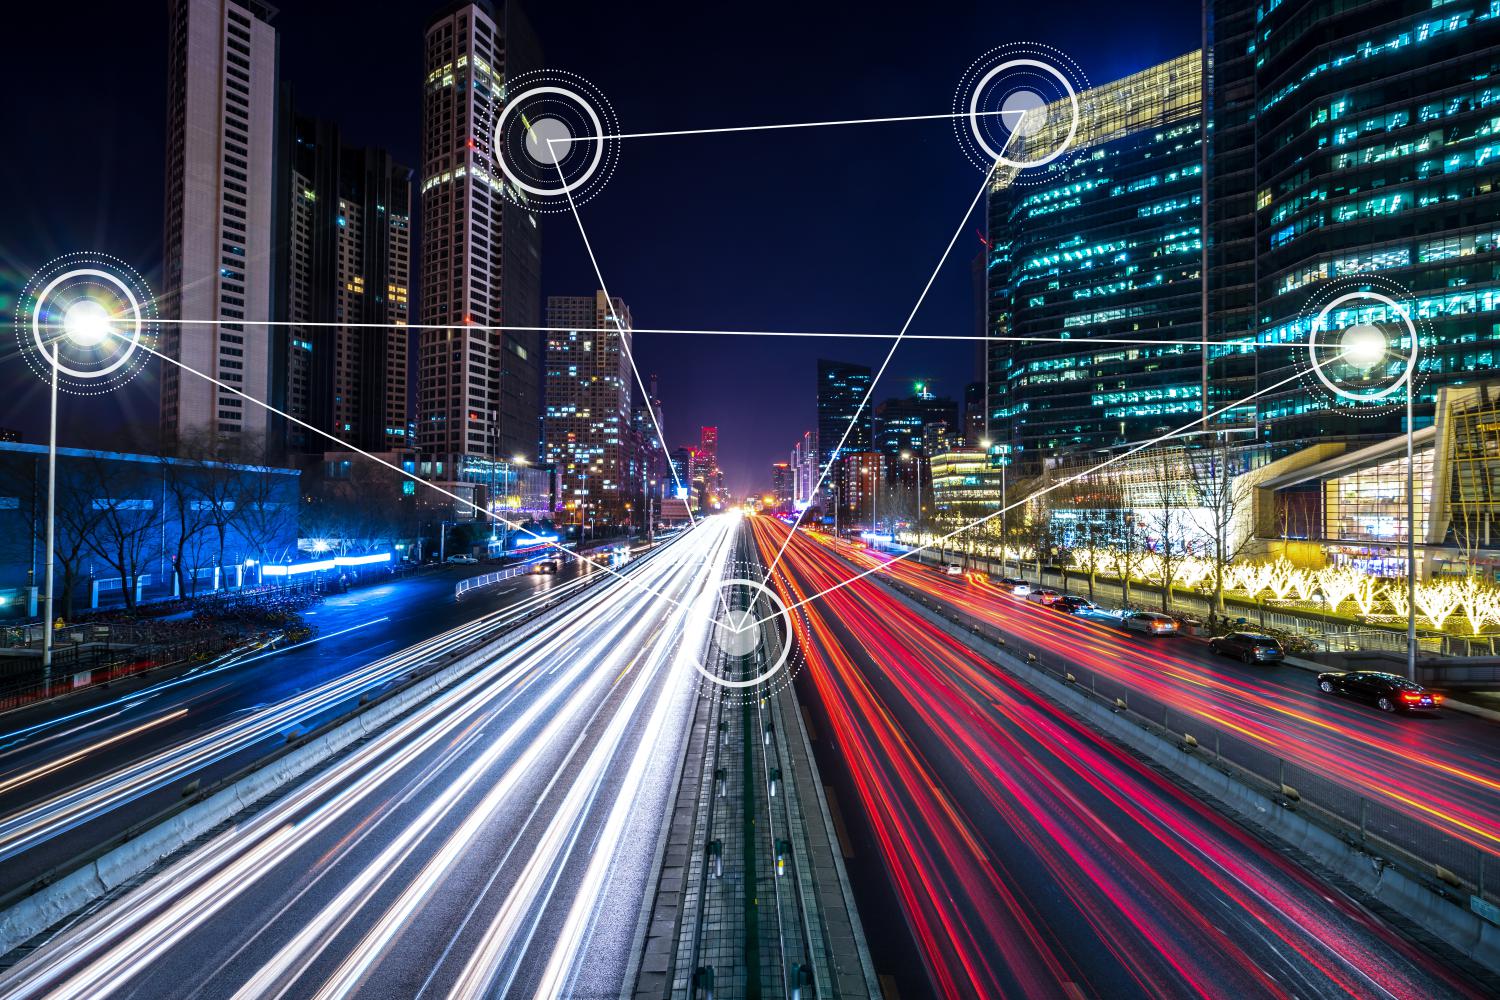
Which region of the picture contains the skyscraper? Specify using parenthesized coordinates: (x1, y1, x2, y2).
(282, 113, 412, 454)
(543, 292, 634, 527)
(416, 1, 543, 490)
(1209, 0, 1500, 451)
(986, 53, 1205, 465)
(816, 359, 874, 473)
(875, 390, 959, 472)
(770, 462, 792, 509)
(794, 429, 818, 508)
(160, 0, 279, 449)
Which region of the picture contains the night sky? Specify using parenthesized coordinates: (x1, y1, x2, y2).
(0, 1, 1197, 493)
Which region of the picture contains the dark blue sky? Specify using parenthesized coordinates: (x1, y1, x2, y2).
(0, 1, 1198, 491)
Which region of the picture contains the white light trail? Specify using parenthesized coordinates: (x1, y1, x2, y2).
(0, 520, 734, 999)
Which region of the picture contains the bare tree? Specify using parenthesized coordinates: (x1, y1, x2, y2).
(237, 464, 299, 578)
(1189, 436, 1253, 618)
(83, 457, 162, 613)
(1145, 447, 1185, 613)
(160, 455, 212, 599)
(1, 458, 104, 621)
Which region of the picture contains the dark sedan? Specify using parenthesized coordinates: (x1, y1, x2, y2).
(1053, 596, 1096, 614)
(1316, 671, 1444, 714)
(1209, 631, 1285, 663)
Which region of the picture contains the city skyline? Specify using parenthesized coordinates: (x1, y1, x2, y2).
(0, 0, 1200, 493)
(3, 3, 1500, 999)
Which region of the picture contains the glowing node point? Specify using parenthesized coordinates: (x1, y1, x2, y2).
(1339, 323, 1388, 373)
(714, 608, 761, 657)
(1307, 289, 1419, 403)
(62, 300, 113, 348)
(1001, 90, 1047, 137)
(694, 577, 793, 690)
(524, 116, 574, 165)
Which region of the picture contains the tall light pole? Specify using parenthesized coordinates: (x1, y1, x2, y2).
(41, 302, 113, 674)
(1406, 385, 1417, 680)
(901, 451, 920, 543)
(42, 341, 59, 676)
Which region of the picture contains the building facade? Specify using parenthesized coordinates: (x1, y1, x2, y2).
(416, 1, 543, 489)
(987, 53, 1206, 467)
(0, 441, 300, 617)
(875, 390, 959, 480)
(160, 0, 280, 448)
(816, 360, 874, 496)
(543, 292, 634, 528)
(1208, 0, 1500, 451)
(282, 114, 412, 454)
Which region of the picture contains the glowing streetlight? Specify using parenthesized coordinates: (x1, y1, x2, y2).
(61, 300, 114, 348)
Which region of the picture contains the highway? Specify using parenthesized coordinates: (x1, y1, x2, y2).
(0, 560, 608, 896)
(0, 516, 732, 998)
(750, 516, 1490, 999)
(825, 540, 1500, 864)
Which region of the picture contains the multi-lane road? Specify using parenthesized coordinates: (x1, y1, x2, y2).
(0, 560, 608, 896)
(751, 516, 1491, 999)
(829, 539, 1500, 862)
(0, 516, 734, 998)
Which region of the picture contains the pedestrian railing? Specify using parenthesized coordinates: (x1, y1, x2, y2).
(453, 559, 545, 600)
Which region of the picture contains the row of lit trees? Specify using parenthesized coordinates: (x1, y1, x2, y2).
(901, 439, 1500, 636)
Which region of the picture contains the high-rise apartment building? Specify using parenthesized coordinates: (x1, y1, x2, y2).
(160, 0, 279, 449)
(416, 1, 543, 491)
(770, 462, 792, 508)
(543, 292, 634, 527)
(1208, 0, 1500, 451)
(282, 113, 412, 454)
(699, 426, 718, 468)
(986, 53, 1205, 466)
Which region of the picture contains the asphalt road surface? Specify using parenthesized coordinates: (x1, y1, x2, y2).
(0, 516, 735, 999)
(752, 518, 1491, 999)
(0, 559, 602, 895)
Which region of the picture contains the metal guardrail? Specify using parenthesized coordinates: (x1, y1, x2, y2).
(885, 576, 1500, 918)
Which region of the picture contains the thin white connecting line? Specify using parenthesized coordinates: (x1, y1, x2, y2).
(548, 138, 697, 524)
(753, 353, 1353, 628)
(566, 107, 1033, 144)
(549, 135, 746, 625)
(759, 111, 1030, 587)
(90, 317, 1300, 351)
(98, 331, 718, 625)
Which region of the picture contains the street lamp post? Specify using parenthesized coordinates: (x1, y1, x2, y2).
(1406, 386, 1417, 679)
(42, 342, 59, 677)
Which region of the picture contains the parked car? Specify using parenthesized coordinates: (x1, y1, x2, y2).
(1123, 611, 1178, 636)
(446, 554, 478, 565)
(1026, 588, 1061, 605)
(997, 577, 1031, 596)
(944, 564, 964, 577)
(1208, 631, 1285, 663)
(1053, 596, 1096, 614)
(1316, 671, 1443, 714)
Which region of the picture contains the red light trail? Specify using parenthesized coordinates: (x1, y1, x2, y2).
(751, 517, 1487, 999)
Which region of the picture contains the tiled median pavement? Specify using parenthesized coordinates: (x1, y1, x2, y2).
(630, 571, 878, 999)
